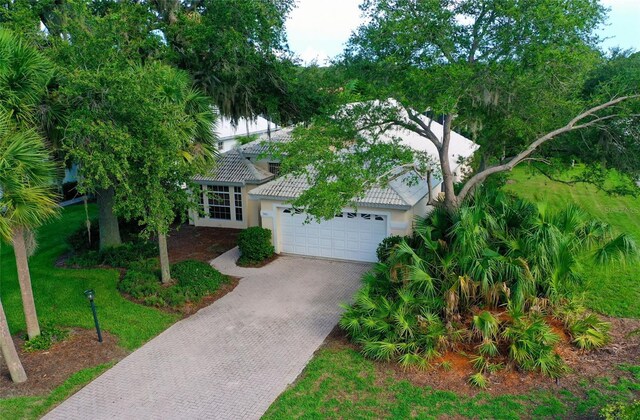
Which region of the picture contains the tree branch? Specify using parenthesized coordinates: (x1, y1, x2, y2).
(456, 95, 640, 202)
(404, 107, 443, 149)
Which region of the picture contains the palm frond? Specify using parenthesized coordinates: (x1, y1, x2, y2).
(594, 234, 638, 265)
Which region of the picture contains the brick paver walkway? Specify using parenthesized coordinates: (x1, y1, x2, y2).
(45, 248, 368, 420)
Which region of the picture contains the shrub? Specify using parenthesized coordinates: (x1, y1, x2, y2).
(100, 242, 157, 268)
(172, 260, 228, 301)
(66, 219, 147, 255)
(118, 270, 162, 300)
(66, 250, 102, 267)
(340, 186, 631, 376)
(502, 313, 567, 378)
(127, 258, 160, 272)
(237, 226, 274, 263)
(161, 287, 186, 307)
(376, 235, 404, 262)
(68, 241, 157, 268)
(468, 372, 488, 389)
(67, 220, 99, 252)
(23, 323, 69, 352)
(118, 260, 228, 308)
(569, 313, 611, 350)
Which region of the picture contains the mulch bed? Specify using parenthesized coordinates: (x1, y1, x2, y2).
(0, 329, 128, 398)
(322, 316, 640, 397)
(167, 224, 241, 263)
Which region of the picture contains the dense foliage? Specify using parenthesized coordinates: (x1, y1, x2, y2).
(118, 260, 228, 308)
(340, 189, 636, 383)
(274, 0, 639, 219)
(375, 235, 404, 263)
(237, 226, 275, 265)
(66, 222, 157, 269)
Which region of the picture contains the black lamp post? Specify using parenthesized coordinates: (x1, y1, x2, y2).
(84, 289, 103, 343)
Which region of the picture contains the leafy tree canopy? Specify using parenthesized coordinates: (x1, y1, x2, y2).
(1, 0, 309, 123)
(0, 28, 52, 126)
(151, 0, 295, 121)
(277, 0, 639, 215)
(60, 61, 216, 235)
(543, 50, 640, 189)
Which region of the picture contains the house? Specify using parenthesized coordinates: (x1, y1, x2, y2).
(190, 112, 477, 263)
(215, 115, 278, 153)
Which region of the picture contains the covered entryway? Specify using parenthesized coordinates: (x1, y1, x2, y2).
(279, 209, 388, 262)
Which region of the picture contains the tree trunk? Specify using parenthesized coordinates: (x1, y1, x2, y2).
(12, 227, 40, 340)
(158, 232, 171, 284)
(438, 114, 460, 212)
(0, 296, 27, 383)
(96, 187, 121, 250)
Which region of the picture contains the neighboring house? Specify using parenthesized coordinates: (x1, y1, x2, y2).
(216, 115, 278, 153)
(190, 114, 477, 263)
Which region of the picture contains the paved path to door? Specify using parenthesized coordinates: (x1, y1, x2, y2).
(45, 248, 368, 420)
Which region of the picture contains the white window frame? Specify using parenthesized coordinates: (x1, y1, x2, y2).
(200, 185, 243, 222)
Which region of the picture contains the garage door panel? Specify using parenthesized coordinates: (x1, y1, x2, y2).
(279, 209, 388, 262)
(319, 229, 332, 238)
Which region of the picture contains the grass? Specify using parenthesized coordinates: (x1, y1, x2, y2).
(0, 203, 178, 350)
(265, 167, 640, 418)
(264, 348, 640, 419)
(0, 204, 180, 416)
(505, 167, 640, 318)
(0, 363, 113, 419)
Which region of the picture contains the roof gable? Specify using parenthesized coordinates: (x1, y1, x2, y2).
(194, 149, 274, 185)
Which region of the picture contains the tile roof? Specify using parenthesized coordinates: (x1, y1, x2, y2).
(194, 149, 274, 184)
(249, 170, 430, 209)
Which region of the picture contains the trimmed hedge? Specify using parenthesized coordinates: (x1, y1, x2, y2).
(172, 260, 228, 301)
(237, 226, 274, 263)
(117, 260, 228, 308)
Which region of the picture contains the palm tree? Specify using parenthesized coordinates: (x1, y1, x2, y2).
(0, 28, 58, 337)
(0, 29, 53, 127)
(341, 187, 637, 375)
(0, 112, 59, 340)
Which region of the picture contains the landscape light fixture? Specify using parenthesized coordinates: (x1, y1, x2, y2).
(84, 289, 103, 343)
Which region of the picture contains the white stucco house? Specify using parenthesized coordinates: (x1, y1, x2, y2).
(189, 112, 478, 263)
(215, 115, 279, 153)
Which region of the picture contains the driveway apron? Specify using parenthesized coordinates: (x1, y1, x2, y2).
(44, 248, 368, 420)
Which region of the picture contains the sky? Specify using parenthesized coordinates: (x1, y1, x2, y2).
(285, 0, 640, 65)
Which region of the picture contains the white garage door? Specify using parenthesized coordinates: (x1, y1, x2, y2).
(279, 209, 388, 262)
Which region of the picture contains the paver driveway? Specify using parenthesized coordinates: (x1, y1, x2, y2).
(44, 248, 368, 420)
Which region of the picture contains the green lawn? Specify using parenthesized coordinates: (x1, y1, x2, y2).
(264, 349, 640, 419)
(0, 204, 178, 418)
(0, 204, 178, 350)
(266, 168, 640, 419)
(505, 167, 640, 318)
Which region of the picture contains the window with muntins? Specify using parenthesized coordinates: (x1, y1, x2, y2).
(207, 185, 231, 220)
(234, 186, 243, 221)
(201, 185, 243, 222)
(268, 162, 281, 176)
